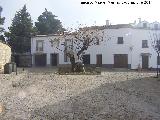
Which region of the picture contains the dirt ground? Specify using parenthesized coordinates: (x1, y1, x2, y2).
(0, 67, 160, 120)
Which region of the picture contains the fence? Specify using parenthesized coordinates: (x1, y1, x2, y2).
(12, 54, 32, 67)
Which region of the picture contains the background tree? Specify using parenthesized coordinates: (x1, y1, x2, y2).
(49, 26, 107, 72)
(6, 5, 33, 53)
(35, 8, 65, 35)
(150, 32, 160, 78)
(0, 6, 5, 43)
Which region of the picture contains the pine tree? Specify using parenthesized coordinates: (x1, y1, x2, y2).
(0, 6, 5, 43)
(35, 8, 65, 35)
(0, 6, 5, 33)
(7, 5, 33, 53)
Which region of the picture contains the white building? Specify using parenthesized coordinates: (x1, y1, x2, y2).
(31, 19, 160, 69)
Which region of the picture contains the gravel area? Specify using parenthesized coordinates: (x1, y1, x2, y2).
(0, 68, 160, 120)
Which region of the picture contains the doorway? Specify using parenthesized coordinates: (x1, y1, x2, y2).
(96, 54, 102, 67)
(142, 55, 149, 69)
(51, 53, 59, 66)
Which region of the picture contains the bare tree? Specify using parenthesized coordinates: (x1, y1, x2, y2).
(150, 32, 160, 77)
(49, 26, 108, 72)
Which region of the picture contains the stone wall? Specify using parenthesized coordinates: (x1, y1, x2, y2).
(0, 42, 11, 70)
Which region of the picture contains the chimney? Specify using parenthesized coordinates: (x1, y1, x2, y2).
(106, 20, 109, 26)
(138, 18, 141, 23)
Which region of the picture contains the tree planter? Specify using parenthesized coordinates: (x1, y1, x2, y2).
(57, 66, 101, 75)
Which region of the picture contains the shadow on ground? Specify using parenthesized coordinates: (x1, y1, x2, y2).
(30, 76, 160, 120)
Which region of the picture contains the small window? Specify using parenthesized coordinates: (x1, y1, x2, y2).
(36, 40, 43, 51)
(64, 53, 68, 62)
(117, 37, 123, 44)
(154, 24, 158, 30)
(142, 40, 148, 48)
(157, 56, 160, 65)
(143, 23, 147, 28)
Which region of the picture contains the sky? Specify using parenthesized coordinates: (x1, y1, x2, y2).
(0, 0, 160, 31)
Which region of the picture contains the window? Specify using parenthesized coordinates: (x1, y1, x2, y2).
(36, 40, 43, 51)
(64, 53, 68, 62)
(117, 37, 123, 44)
(157, 56, 160, 65)
(142, 40, 148, 48)
(154, 24, 158, 30)
(143, 23, 147, 28)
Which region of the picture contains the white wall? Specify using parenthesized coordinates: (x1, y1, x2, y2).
(31, 28, 160, 69)
(85, 28, 132, 66)
(31, 35, 70, 65)
(130, 29, 160, 69)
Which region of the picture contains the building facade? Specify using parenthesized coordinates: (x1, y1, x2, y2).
(31, 20, 160, 69)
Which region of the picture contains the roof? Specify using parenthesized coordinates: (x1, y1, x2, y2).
(32, 34, 63, 38)
(80, 24, 133, 30)
(32, 24, 133, 37)
(32, 31, 78, 38)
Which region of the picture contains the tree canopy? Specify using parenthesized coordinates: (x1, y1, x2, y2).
(35, 8, 65, 35)
(0, 6, 5, 42)
(49, 28, 105, 72)
(0, 6, 5, 33)
(6, 5, 33, 53)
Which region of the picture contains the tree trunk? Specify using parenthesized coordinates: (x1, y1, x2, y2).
(77, 46, 88, 57)
(70, 56, 84, 72)
(70, 56, 76, 72)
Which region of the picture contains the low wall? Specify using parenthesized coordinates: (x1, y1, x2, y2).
(0, 42, 11, 70)
(12, 54, 32, 67)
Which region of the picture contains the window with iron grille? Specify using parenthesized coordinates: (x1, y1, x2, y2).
(36, 40, 43, 51)
(117, 37, 123, 44)
(64, 53, 69, 62)
(142, 40, 148, 48)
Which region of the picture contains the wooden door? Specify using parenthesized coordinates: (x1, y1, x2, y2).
(35, 54, 46, 66)
(142, 55, 149, 69)
(96, 54, 102, 67)
(114, 54, 128, 68)
(51, 53, 58, 66)
(83, 54, 90, 65)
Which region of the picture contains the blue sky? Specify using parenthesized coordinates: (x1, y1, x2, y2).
(0, 0, 159, 31)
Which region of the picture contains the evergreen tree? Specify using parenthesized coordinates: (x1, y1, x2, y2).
(6, 5, 33, 53)
(0, 6, 5, 43)
(35, 8, 65, 35)
(0, 6, 5, 33)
